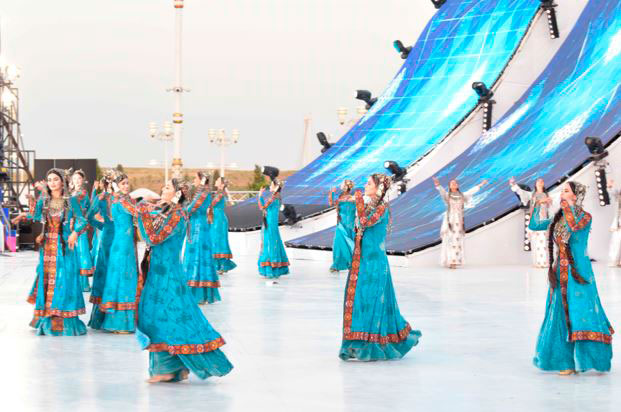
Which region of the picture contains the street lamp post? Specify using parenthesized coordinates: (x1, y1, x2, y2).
(169, 0, 188, 178)
(148, 121, 174, 182)
(208, 128, 239, 177)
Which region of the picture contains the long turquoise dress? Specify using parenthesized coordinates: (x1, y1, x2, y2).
(97, 193, 140, 333)
(209, 191, 237, 273)
(183, 188, 221, 304)
(257, 192, 290, 278)
(26, 195, 88, 336)
(136, 202, 234, 380)
(87, 192, 116, 329)
(330, 192, 356, 271)
(531, 201, 614, 372)
(340, 191, 421, 361)
(73, 188, 94, 292)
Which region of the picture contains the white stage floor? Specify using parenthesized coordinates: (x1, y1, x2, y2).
(1, 251, 620, 412)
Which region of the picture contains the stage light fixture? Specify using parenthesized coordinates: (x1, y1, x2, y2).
(316, 132, 333, 153)
(584, 136, 608, 161)
(595, 168, 611, 207)
(261, 166, 280, 182)
(540, 0, 560, 39)
(472, 82, 496, 131)
(393, 40, 412, 59)
(431, 0, 447, 9)
(356, 90, 377, 110)
(281, 204, 300, 225)
(384, 161, 407, 182)
(384, 160, 408, 195)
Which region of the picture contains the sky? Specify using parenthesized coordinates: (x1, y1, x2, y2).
(1, 0, 435, 170)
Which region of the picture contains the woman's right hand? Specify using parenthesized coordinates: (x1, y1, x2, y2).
(432, 176, 440, 187)
(11, 213, 26, 225)
(509, 177, 515, 185)
(35, 234, 44, 245)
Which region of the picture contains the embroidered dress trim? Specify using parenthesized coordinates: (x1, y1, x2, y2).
(189, 190, 208, 216)
(259, 193, 279, 210)
(99, 302, 137, 311)
(260, 261, 290, 268)
(139, 205, 184, 245)
(33, 308, 86, 318)
(187, 280, 221, 288)
(90, 296, 102, 304)
(147, 337, 226, 355)
(213, 253, 233, 259)
(570, 329, 614, 344)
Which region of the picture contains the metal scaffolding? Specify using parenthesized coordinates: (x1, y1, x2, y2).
(0, 68, 35, 214)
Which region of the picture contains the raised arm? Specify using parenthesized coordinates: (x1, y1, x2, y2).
(509, 178, 531, 206)
(561, 201, 591, 232)
(137, 204, 185, 246)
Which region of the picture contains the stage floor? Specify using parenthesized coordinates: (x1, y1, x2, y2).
(1, 252, 620, 412)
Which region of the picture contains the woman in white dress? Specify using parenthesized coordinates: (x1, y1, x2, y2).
(509, 177, 553, 268)
(432, 176, 487, 269)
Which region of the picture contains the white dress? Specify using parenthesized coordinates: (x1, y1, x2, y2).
(437, 186, 479, 268)
(608, 188, 621, 267)
(511, 184, 551, 268)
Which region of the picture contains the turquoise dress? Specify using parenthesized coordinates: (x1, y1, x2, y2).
(340, 191, 421, 361)
(73, 188, 94, 292)
(87, 192, 116, 329)
(97, 193, 140, 332)
(530, 202, 614, 372)
(330, 193, 356, 271)
(209, 192, 237, 273)
(257, 192, 290, 278)
(136, 203, 234, 380)
(183, 188, 221, 304)
(26, 195, 88, 336)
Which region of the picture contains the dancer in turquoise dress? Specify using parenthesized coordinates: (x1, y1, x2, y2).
(136, 179, 233, 383)
(329, 179, 356, 272)
(339, 174, 421, 361)
(210, 177, 237, 274)
(257, 179, 290, 281)
(183, 171, 221, 304)
(87, 175, 116, 329)
(97, 172, 140, 333)
(71, 170, 94, 292)
(531, 182, 613, 374)
(13, 169, 87, 336)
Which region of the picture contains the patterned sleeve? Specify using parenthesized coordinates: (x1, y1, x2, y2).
(354, 190, 386, 229)
(137, 205, 185, 246)
(70, 196, 88, 233)
(185, 190, 208, 216)
(561, 202, 592, 232)
(27, 197, 45, 221)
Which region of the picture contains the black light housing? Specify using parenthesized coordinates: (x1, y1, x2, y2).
(393, 40, 412, 59)
(431, 0, 447, 9)
(472, 82, 496, 131)
(540, 0, 560, 39)
(261, 166, 280, 182)
(384, 161, 407, 182)
(384, 161, 408, 195)
(316, 132, 332, 153)
(584, 137, 608, 161)
(281, 204, 300, 225)
(356, 90, 377, 110)
(472, 82, 493, 100)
